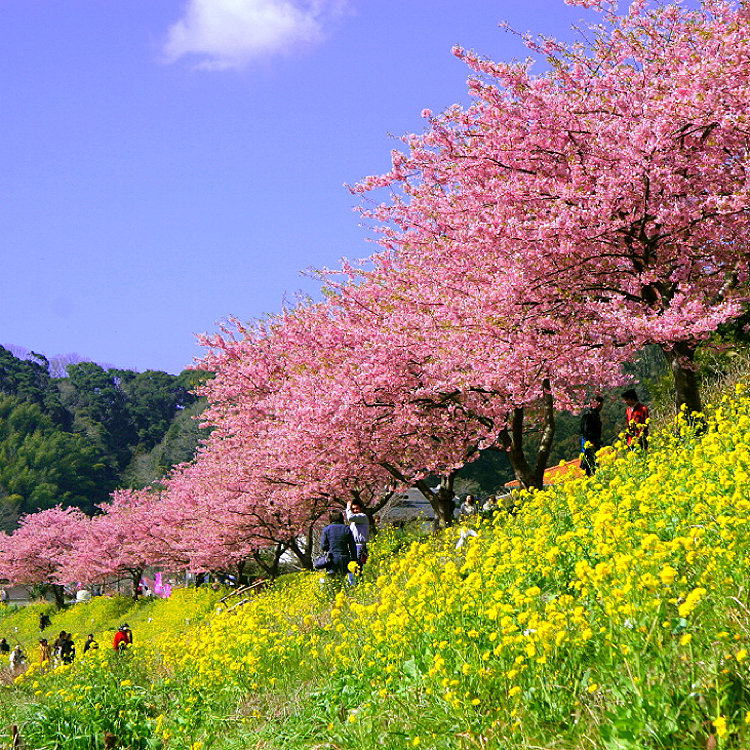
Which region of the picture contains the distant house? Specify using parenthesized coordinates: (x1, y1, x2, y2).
(0, 583, 35, 606)
(379, 488, 439, 525)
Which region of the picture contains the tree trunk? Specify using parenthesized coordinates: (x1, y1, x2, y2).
(251, 544, 285, 579)
(130, 569, 143, 599)
(534, 378, 556, 481)
(379, 462, 456, 530)
(51, 584, 65, 609)
(234, 559, 246, 585)
(662, 341, 702, 415)
(269, 543, 284, 579)
(494, 380, 555, 491)
(497, 409, 537, 490)
(288, 533, 313, 570)
(414, 473, 456, 530)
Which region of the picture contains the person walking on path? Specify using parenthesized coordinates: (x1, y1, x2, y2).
(60, 633, 75, 664)
(38, 639, 51, 668)
(9, 645, 25, 673)
(622, 389, 649, 451)
(52, 631, 67, 665)
(580, 395, 604, 475)
(320, 511, 357, 577)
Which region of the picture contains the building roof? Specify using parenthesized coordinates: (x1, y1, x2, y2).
(504, 457, 584, 489)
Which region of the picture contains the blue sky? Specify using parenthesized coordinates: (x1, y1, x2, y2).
(0, 0, 594, 375)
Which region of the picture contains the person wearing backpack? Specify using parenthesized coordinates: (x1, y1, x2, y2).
(320, 511, 357, 576)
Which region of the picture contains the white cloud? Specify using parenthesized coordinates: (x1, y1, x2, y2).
(163, 0, 348, 70)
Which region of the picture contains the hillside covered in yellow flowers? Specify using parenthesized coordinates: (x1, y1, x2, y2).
(3, 384, 750, 749)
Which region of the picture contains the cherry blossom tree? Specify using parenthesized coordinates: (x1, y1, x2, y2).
(63, 489, 170, 598)
(317, 251, 630, 491)
(161, 451, 322, 577)
(164, 314, 400, 559)
(192, 278, 622, 524)
(354, 0, 750, 415)
(0, 506, 89, 607)
(190, 304, 481, 526)
(168, 323, 348, 566)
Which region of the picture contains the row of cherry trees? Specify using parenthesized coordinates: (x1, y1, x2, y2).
(1, 0, 749, 594)
(0, 496, 156, 606)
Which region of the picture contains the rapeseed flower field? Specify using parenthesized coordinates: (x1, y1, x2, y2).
(3, 384, 750, 749)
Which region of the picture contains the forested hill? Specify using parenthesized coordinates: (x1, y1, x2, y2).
(0, 345, 208, 532)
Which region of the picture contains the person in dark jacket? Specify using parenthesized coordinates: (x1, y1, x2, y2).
(60, 632, 75, 664)
(52, 631, 67, 664)
(320, 511, 357, 576)
(83, 634, 98, 654)
(580, 395, 604, 476)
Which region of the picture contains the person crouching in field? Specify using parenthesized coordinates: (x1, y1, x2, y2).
(113, 625, 130, 652)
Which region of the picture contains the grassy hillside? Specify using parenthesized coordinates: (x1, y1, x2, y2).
(3, 382, 750, 749)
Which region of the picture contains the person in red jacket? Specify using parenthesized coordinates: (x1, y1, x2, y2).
(621, 389, 649, 451)
(113, 625, 130, 652)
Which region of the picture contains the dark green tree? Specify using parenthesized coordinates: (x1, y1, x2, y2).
(118, 369, 200, 452)
(0, 396, 112, 528)
(0, 346, 70, 428)
(120, 399, 207, 489)
(59, 363, 136, 471)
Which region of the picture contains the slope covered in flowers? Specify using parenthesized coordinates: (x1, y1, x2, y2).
(4, 384, 750, 749)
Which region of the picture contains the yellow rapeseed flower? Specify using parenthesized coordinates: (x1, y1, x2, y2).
(713, 716, 728, 738)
